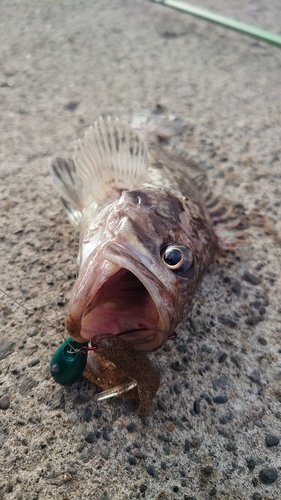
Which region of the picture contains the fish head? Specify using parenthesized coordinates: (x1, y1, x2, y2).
(65, 187, 217, 352)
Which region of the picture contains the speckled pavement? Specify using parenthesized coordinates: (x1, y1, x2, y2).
(1, 1, 281, 499)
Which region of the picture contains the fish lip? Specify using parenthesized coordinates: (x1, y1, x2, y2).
(80, 244, 171, 351)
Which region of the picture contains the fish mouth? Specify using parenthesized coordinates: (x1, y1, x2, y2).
(81, 266, 163, 351)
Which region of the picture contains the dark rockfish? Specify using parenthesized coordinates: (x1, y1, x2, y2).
(49, 117, 239, 414)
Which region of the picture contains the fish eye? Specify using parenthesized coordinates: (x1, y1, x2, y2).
(161, 244, 194, 278)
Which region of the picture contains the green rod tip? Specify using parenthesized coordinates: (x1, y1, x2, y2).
(151, 0, 281, 48)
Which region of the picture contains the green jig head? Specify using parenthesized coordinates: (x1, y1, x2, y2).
(50, 337, 88, 385)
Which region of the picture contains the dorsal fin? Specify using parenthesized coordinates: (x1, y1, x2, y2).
(74, 117, 149, 203)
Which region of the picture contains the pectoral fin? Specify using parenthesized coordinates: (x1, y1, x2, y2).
(49, 157, 92, 226)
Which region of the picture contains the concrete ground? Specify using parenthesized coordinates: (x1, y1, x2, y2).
(0, 1, 281, 499)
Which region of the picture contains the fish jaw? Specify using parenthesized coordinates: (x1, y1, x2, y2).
(65, 245, 174, 352)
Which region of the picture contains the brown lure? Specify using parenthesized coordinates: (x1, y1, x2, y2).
(83, 333, 160, 416)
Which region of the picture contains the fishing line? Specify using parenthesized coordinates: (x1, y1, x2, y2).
(0, 287, 79, 353)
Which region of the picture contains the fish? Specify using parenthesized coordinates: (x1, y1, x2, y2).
(49, 117, 242, 414)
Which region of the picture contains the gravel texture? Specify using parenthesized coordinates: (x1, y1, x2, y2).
(1, 1, 281, 499)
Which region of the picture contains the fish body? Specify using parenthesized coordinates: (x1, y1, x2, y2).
(49, 117, 237, 413)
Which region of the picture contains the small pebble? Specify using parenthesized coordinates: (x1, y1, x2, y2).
(217, 315, 237, 328)
(242, 272, 261, 285)
(209, 488, 217, 497)
(252, 494, 262, 500)
(147, 464, 155, 477)
(6, 482, 13, 493)
(231, 282, 241, 294)
(0, 394, 10, 410)
(190, 438, 200, 449)
(28, 358, 40, 367)
(251, 300, 261, 309)
(84, 406, 92, 422)
(141, 416, 149, 426)
(213, 396, 228, 404)
(217, 428, 231, 438)
(74, 394, 88, 405)
(157, 398, 168, 412)
(65, 100, 80, 111)
(246, 458, 256, 471)
(212, 376, 229, 391)
(139, 484, 147, 492)
(225, 441, 236, 452)
(173, 486, 179, 493)
(62, 473, 72, 483)
(266, 434, 280, 447)
(204, 395, 213, 406)
(201, 465, 213, 476)
(245, 316, 263, 326)
(163, 444, 170, 455)
(219, 411, 233, 424)
(259, 467, 278, 484)
(219, 352, 227, 363)
(158, 434, 172, 443)
(127, 456, 137, 465)
(126, 422, 137, 433)
(184, 439, 191, 452)
(253, 420, 264, 428)
(173, 417, 185, 429)
(174, 384, 182, 394)
(85, 432, 95, 444)
(99, 492, 110, 500)
(102, 431, 111, 442)
(94, 409, 102, 418)
(248, 370, 261, 383)
(171, 361, 183, 371)
(133, 441, 141, 448)
(100, 446, 110, 461)
(193, 399, 200, 415)
(257, 337, 267, 346)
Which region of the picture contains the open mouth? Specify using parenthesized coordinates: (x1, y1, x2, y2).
(81, 268, 159, 346)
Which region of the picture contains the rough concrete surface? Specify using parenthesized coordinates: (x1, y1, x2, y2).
(1, 1, 281, 499)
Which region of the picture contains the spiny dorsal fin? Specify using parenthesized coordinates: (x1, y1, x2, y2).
(74, 117, 149, 203)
